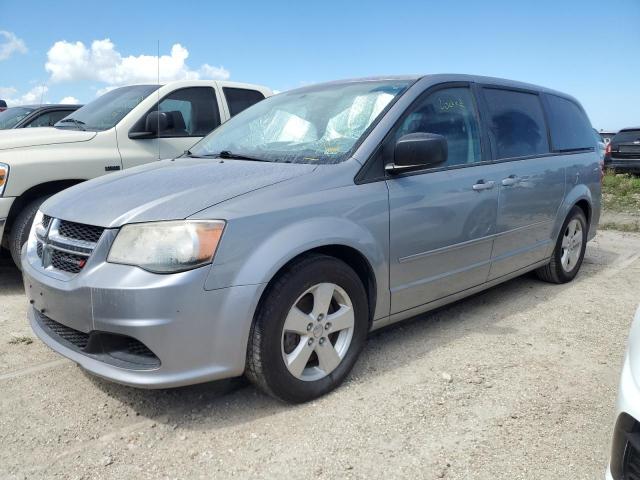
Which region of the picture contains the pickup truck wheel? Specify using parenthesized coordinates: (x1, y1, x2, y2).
(9, 197, 48, 270)
(246, 254, 368, 403)
(536, 206, 587, 284)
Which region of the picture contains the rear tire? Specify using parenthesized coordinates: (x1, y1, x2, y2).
(246, 253, 369, 403)
(536, 206, 588, 284)
(9, 197, 48, 270)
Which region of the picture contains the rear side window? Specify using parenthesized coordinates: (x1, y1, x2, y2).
(223, 88, 265, 117)
(483, 88, 549, 159)
(545, 95, 594, 151)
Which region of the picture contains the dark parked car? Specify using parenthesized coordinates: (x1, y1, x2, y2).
(0, 104, 81, 130)
(605, 128, 640, 173)
(0, 100, 7, 112)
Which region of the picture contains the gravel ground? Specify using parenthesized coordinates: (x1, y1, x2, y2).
(1, 230, 639, 479)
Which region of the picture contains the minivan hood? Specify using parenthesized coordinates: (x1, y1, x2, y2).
(0, 127, 97, 151)
(43, 158, 317, 227)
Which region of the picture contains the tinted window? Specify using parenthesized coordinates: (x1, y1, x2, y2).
(394, 87, 482, 167)
(0, 107, 33, 129)
(223, 88, 265, 117)
(26, 110, 73, 128)
(483, 89, 549, 159)
(545, 94, 594, 151)
(155, 87, 220, 137)
(55, 85, 159, 131)
(612, 130, 640, 144)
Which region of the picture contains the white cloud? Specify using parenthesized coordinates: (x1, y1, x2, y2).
(45, 39, 230, 90)
(0, 85, 48, 105)
(59, 96, 80, 104)
(0, 31, 27, 61)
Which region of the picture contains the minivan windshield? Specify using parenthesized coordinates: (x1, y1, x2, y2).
(54, 85, 159, 131)
(0, 106, 34, 129)
(190, 80, 412, 164)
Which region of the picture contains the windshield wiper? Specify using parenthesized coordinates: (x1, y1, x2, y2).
(57, 118, 86, 131)
(216, 150, 269, 162)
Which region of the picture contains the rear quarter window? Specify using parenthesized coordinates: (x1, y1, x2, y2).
(223, 88, 265, 117)
(482, 88, 549, 159)
(545, 94, 595, 151)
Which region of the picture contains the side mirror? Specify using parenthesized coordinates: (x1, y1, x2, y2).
(128, 111, 169, 139)
(386, 133, 448, 173)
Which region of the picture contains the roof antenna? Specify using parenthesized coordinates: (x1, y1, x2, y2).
(39, 82, 45, 104)
(157, 40, 161, 160)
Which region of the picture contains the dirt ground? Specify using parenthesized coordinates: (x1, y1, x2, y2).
(1, 230, 639, 479)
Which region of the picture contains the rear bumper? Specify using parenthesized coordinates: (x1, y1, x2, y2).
(23, 254, 265, 388)
(606, 158, 640, 173)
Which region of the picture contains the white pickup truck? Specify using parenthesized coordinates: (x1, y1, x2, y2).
(0, 80, 272, 267)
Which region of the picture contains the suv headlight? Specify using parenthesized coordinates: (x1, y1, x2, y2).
(107, 220, 225, 273)
(0, 163, 8, 196)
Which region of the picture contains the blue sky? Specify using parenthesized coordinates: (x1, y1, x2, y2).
(0, 0, 638, 130)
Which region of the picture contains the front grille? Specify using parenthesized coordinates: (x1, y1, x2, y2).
(50, 250, 86, 274)
(36, 311, 160, 369)
(40, 313, 89, 349)
(34, 217, 106, 275)
(58, 220, 104, 244)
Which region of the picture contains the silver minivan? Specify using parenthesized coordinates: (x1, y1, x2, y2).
(22, 75, 602, 402)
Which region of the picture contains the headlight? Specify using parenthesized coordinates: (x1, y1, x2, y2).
(107, 220, 225, 273)
(0, 163, 8, 196)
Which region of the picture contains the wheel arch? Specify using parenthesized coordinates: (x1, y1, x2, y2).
(5, 179, 85, 233)
(255, 244, 378, 328)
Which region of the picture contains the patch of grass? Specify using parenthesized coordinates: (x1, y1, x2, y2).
(8, 336, 33, 345)
(602, 171, 640, 213)
(600, 222, 640, 233)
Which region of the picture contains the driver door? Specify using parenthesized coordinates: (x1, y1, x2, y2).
(386, 85, 500, 314)
(116, 86, 224, 168)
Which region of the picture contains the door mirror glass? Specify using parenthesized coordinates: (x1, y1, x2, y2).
(392, 133, 447, 170)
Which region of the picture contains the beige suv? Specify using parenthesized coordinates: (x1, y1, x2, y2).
(0, 80, 271, 267)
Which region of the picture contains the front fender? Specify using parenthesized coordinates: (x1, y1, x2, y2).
(204, 216, 390, 320)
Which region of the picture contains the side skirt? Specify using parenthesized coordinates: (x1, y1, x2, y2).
(371, 258, 550, 331)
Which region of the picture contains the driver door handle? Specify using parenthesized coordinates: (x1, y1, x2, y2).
(472, 180, 495, 191)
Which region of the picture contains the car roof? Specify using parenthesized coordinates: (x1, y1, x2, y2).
(618, 127, 640, 132)
(288, 74, 581, 103)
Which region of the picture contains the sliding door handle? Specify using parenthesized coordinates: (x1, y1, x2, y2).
(472, 180, 495, 191)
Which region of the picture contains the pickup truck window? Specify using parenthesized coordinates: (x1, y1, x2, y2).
(223, 87, 265, 117)
(190, 80, 411, 164)
(25, 110, 72, 128)
(155, 87, 220, 137)
(0, 107, 34, 129)
(55, 85, 159, 131)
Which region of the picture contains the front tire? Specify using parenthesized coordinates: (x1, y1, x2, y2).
(9, 197, 49, 270)
(536, 206, 588, 284)
(246, 254, 369, 403)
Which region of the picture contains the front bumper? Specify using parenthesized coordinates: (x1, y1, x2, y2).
(0, 197, 14, 245)
(23, 253, 265, 388)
